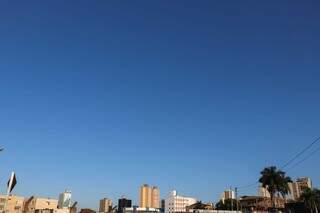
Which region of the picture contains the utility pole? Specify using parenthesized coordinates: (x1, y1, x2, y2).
(230, 186, 233, 211)
(235, 187, 239, 213)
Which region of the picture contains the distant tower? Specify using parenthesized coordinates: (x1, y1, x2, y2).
(58, 190, 72, 209)
(100, 198, 113, 213)
(151, 186, 160, 208)
(140, 184, 151, 208)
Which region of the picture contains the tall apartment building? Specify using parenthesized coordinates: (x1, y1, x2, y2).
(151, 187, 160, 208)
(58, 190, 72, 209)
(100, 198, 113, 213)
(0, 194, 24, 213)
(139, 184, 160, 208)
(165, 190, 197, 213)
(289, 177, 312, 200)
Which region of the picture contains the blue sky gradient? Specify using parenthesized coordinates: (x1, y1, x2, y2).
(0, 0, 320, 209)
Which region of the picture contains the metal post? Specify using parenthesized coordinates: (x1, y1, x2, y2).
(235, 187, 239, 213)
(230, 187, 233, 211)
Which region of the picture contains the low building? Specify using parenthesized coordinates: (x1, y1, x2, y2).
(24, 196, 58, 213)
(240, 196, 285, 211)
(187, 202, 237, 213)
(165, 190, 197, 213)
(186, 202, 214, 212)
(123, 207, 160, 213)
(70, 202, 78, 213)
(0, 194, 25, 213)
(56, 209, 70, 213)
(80, 209, 96, 213)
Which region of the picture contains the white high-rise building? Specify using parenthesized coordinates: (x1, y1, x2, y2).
(58, 190, 72, 209)
(165, 190, 197, 213)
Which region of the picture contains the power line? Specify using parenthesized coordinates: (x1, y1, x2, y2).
(280, 136, 320, 169)
(237, 181, 259, 189)
(237, 185, 259, 193)
(286, 145, 320, 172)
(236, 136, 320, 190)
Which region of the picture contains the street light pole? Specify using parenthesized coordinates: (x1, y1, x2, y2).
(235, 187, 239, 213)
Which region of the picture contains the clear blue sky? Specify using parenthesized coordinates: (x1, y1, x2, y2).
(0, 0, 320, 210)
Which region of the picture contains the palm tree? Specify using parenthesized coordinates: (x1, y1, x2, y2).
(259, 166, 292, 209)
(278, 175, 292, 198)
(300, 188, 320, 213)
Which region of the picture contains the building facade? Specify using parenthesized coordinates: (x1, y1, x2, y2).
(123, 207, 160, 213)
(24, 197, 58, 213)
(151, 187, 160, 209)
(288, 177, 312, 200)
(0, 194, 25, 213)
(160, 200, 165, 213)
(240, 196, 285, 210)
(80, 209, 96, 213)
(118, 197, 132, 213)
(186, 202, 214, 212)
(165, 190, 197, 213)
(100, 198, 113, 213)
(139, 185, 160, 209)
(220, 189, 235, 203)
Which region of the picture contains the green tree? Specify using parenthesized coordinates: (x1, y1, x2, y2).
(300, 188, 320, 213)
(259, 166, 292, 208)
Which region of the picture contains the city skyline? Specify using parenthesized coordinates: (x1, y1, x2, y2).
(1, 0, 320, 210)
(0, 176, 316, 211)
(1, 176, 315, 212)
